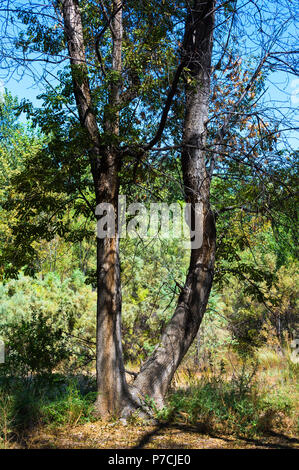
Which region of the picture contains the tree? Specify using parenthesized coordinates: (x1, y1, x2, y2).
(0, 0, 298, 417)
(0, 90, 43, 277)
(56, 0, 216, 416)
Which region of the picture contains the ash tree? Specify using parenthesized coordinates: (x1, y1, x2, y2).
(0, 0, 298, 417)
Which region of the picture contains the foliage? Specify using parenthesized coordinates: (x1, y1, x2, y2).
(220, 257, 299, 356)
(0, 374, 97, 445)
(154, 357, 297, 437)
(0, 91, 43, 278)
(121, 237, 189, 362)
(0, 272, 96, 375)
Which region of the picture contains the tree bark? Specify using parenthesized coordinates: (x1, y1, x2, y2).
(126, 0, 216, 411)
(62, 0, 129, 417)
(94, 138, 126, 416)
(94, 0, 130, 417)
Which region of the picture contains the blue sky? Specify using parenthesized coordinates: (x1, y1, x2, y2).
(1, 73, 44, 108)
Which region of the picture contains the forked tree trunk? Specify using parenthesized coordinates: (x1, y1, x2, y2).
(63, 0, 216, 417)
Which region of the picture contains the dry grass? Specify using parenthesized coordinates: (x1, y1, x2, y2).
(7, 421, 299, 450)
(1, 348, 298, 449)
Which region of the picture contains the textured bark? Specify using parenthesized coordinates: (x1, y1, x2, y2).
(126, 0, 216, 410)
(94, 1, 129, 417)
(95, 232, 129, 417)
(62, 0, 100, 165)
(62, 0, 129, 417)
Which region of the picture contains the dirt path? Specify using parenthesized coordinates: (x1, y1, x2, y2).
(13, 422, 299, 449)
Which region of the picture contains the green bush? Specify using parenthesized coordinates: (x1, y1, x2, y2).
(0, 272, 96, 375)
(155, 369, 294, 437)
(0, 374, 97, 443)
(3, 308, 72, 375)
(121, 238, 189, 362)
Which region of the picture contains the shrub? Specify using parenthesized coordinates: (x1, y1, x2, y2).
(0, 272, 96, 375)
(154, 364, 295, 437)
(0, 374, 97, 444)
(3, 308, 72, 376)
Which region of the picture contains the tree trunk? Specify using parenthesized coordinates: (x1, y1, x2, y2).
(94, 0, 130, 417)
(62, 0, 129, 417)
(125, 0, 216, 411)
(95, 224, 129, 416)
(129, 211, 216, 409)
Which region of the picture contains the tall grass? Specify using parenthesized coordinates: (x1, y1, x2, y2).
(0, 374, 97, 447)
(0, 349, 298, 447)
(155, 353, 299, 438)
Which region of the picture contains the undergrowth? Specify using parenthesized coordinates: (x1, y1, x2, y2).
(154, 359, 299, 438)
(0, 374, 97, 447)
(0, 353, 298, 447)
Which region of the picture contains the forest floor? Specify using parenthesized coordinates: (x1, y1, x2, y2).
(6, 421, 299, 449)
(1, 353, 298, 450)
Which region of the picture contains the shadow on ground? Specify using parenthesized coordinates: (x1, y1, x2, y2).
(132, 421, 299, 450)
